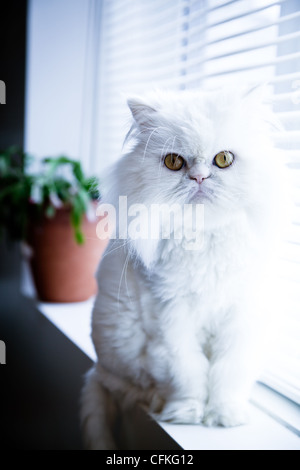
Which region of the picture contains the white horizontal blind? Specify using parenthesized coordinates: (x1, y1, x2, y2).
(96, 0, 184, 169)
(262, 0, 300, 404)
(96, 0, 300, 404)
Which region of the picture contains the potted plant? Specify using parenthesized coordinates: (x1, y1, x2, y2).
(0, 147, 108, 302)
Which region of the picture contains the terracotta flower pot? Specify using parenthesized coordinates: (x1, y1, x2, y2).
(27, 205, 108, 303)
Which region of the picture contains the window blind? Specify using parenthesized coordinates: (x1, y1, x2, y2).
(96, 0, 300, 404)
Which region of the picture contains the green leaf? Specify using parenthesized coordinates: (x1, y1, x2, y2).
(70, 193, 85, 245)
(74, 229, 85, 245)
(83, 176, 100, 199)
(72, 161, 85, 184)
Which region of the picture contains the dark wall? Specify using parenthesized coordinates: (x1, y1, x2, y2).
(0, 1, 28, 290)
(0, 4, 93, 449)
(0, 1, 27, 149)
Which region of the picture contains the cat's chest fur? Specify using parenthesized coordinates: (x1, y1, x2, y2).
(143, 216, 255, 308)
(133, 216, 257, 347)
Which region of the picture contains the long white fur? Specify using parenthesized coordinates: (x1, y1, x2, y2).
(81, 86, 284, 449)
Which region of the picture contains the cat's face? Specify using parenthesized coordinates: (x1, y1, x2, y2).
(121, 87, 277, 228)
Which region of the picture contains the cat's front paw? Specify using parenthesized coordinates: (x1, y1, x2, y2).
(204, 401, 249, 428)
(153, 398, 204, 424)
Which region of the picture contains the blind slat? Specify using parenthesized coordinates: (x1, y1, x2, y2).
(201, 9, 300, 49)
(201, 1, 285, 30)
(195, 30, 300, 64)
(186, 51, 300, 80)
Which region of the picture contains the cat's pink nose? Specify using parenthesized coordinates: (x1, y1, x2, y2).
(190, 175, 208, 184)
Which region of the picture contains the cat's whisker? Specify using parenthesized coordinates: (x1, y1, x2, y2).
(123, 251, 134, 309)
(125, 125, 156, 150)
(160, 136, 173, 160)
(117, 250, 131, 314)
(143, 126, 168, 162)
(101, 239, 130, 261)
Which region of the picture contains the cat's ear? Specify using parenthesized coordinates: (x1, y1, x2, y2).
(127, 97, 158, 128)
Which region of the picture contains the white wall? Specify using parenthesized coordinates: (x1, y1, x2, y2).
(25, 0, 99, 173)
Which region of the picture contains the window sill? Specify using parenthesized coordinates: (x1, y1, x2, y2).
(38, 298, 300, 451)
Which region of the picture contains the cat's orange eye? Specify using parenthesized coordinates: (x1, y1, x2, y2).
(214, 151, 234, 169)
(164, 154, 185, 171)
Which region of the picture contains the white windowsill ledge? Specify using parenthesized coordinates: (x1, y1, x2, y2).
(38, 298, 300, 451)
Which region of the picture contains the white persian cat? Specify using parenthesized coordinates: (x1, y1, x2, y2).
(81, 86, 283, 450)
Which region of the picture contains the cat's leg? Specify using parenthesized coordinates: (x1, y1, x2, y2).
(150, 368, 205, 424)
(150, 303, 210, 424)
(204, 316, 256, 428)
(80, 365, 118, 450)
(166, 353, 210, 425)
